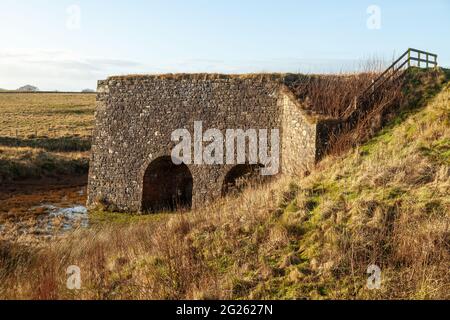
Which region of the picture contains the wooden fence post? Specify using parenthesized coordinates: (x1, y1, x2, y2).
(408, 49, 411, 68)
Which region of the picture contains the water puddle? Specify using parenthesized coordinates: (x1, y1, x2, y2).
(0, 203, 89, 243)
(33, 204, 89, 234)
(0, 181, 89, 243)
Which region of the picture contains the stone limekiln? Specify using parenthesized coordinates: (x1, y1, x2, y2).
(87, 74, 339, 213)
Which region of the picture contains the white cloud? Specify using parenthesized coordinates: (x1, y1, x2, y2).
(0, 48, 143, 91)
(0, 48, 381, 91)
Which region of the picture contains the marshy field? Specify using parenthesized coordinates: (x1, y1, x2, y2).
(0, 93, 95, 242)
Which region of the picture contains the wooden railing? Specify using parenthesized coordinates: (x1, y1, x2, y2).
(342, 48, 438, 118)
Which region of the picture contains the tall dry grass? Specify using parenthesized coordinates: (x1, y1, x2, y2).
(286, 72, 379, 118)
(326, 68, 448, 157)
(0, 177, 291, 300)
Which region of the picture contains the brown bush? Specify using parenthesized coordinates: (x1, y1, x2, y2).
(286, 72, 380, 118)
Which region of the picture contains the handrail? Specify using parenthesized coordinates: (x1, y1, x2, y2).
(408, 48, 437, 58)
(342, 48, 438, 118)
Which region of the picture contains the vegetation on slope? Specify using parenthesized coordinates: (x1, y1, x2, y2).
(327, 68, 449, 156)
(253, 82, 450, 300)
(0, 71, 448, 300)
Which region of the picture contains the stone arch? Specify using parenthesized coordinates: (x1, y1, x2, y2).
(221, 164, 268, 197)
(141, 156, 193, 213)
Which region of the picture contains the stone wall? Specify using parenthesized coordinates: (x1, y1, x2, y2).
(88, 75, 279, 212)
(87, 74, 335, 213)
(280, 88, 318, 176)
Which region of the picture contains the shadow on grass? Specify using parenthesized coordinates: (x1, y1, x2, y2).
(0, 136, 91, 152)
(0, 156, 89, 182)
(0, 242, 37, 275)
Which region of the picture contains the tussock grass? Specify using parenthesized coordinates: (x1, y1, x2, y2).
(0, 146, 89, 183)
(289, 82, 450, 299)
(285, 72, 380, 118)
(1, 79, 449, 300)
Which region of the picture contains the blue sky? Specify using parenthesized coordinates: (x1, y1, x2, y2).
(0, 0, 449, 91)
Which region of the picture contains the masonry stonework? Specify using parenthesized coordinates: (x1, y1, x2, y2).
(87, 74, 335, 213)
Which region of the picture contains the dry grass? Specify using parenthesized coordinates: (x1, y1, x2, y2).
(325, 68, 449, 157)
(299, 81, 450, 299)
(107, 73, 287, 81)
(285, 73, 380, 118)
(0, 179, 289, 299)
(1, 80, 449, 300)
(0, 93, 95, 181)
(0, 146, 89, 183)
(0, 93, 95, 138)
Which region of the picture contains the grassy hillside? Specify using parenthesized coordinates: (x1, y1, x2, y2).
(252, 81, 450, 299)
(0, 72, 448, 300)
(0, 93, 95, 182)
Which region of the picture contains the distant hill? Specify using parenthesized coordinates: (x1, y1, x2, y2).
(17, 85, 39, 92)
(82, 89, 96, 93)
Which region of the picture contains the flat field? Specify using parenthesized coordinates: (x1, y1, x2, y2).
(0, 93, 95, 138)
(0, 93, 96, 183)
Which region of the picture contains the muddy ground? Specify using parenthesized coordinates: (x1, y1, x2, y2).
(0, 175, 88, 243)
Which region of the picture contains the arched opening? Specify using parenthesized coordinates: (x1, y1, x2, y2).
(222, 164, 269, 197)
(142, 156, 193, 213)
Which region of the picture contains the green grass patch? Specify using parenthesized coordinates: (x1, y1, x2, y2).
(419, 138, 450, 164)
(89, 210, 171, 225)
